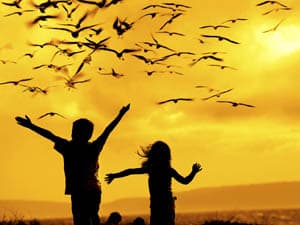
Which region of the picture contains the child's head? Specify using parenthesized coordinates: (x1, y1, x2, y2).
(132, 217, 145, 225)
(71, 118, 94, 143)
(106, 211, 122, 225)
(140, 140, 171, 167)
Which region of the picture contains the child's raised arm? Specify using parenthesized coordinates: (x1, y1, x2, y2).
(15, 115, 63, 143)
(171, 163, 202, 185)
(105, 167, 146, 184)
(93, 104, 130, 150)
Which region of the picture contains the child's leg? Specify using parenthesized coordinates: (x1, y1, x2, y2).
(88, 189, 101, 225)
(71, 194, 87, 225)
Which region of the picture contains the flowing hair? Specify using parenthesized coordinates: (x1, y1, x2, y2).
(138, 141, 171, 169)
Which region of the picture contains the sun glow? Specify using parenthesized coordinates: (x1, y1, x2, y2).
(261, 25, 300, 58)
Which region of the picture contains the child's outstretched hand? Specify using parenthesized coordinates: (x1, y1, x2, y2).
(192, 163, 202, 173)
(105, 173, 115, 184)
(15, 115, 33, 128)
(120, 104, 130, 115)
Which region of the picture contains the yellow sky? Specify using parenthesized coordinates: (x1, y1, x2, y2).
(1, 0, 300, 205)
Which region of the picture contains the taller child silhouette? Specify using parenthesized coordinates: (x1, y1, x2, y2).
(15, 104, 130, 225)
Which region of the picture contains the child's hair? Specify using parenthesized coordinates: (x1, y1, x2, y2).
(139, 140, 171, 168)
(71, 118, 94, 142)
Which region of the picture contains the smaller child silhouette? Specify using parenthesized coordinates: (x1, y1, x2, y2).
(105, 140, 202, 225)
(15, 104, 130, 225)
(132, 217, 145, 225)
(105, 211, 122, 225)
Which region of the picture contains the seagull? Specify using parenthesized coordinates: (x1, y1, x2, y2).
(0, 78, 33, 86)
(99, 47, 140, 59)
(42, 24, 97, 38)
(1, 0, 22, 8)
(262, 19, 286, 33)
(156, 31, 185, 36)
(221, 18, 248, 24)
(189, 55, 223, 66)
(98, 68, 124, 78)
(262, 7, 292, 15)
(159, 13, 183, 30)
(3, 9, 34, 17)
(208, 64, 237, 70)
(28, 14, 61, 26)
(199, 25, 230, 30)
(256, 1, 288, 8)
(202, 88, 233, 101)
(201, 34, 240, 44)
(157, 98, 194, 105)
(37, 112, 66, 119)
(216, 100, 255, 108)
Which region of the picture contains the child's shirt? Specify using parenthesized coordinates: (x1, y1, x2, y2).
(53, 139, 102, 194)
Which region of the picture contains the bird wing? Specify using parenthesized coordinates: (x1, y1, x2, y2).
(239, 103, 255, 107)
(38, 113, 50, 119)
(223, 37, 240, 44)
(157, 99, 172, 104)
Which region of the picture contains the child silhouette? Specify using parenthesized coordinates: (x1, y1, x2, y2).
(15, 104, 130, 225)
(105, 140, 202, 225)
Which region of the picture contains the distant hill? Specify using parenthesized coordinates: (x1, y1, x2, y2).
(102, 181, 300, 215)
(0, 200, 71, 219)
(1, 181, 300, 219)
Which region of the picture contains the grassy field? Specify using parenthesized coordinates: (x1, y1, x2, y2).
(1, 208, 300, 225)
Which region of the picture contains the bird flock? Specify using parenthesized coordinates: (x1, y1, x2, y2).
(0, 0, 294, 119)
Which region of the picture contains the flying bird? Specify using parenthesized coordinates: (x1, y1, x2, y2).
(157, 98, 194, 105)
(113, 17, 134, 36)
(98, 68, 124, 78)
(208, 64, 237, 70)
(201, 34, 240, 44)
(99, 47, 140, 59)
(57, 72, 91, 89)
(262, 7, 292, 15)
(0, 78, 33, 86)
(105, 0, 123, 7)
(1, 0, 22, 8)
(28, 14, 61, 26)
(221, 18, 248, 24)
(21, 84, 53, 95)
(189, 55, 223, 66)
(18, 50, 37, 59)
(161, 2, 191, 9)
(62, 4, 79, 19)
(262, 19, 286, 33)
(132, 54, 157, 65)
(74, 55, 92, 75)
(3, 9, 34, 17)
(77, 0, 106, 8)
(199, 25, 230, 30)
(156, 31, 185, 36)
(58, 11, 89, 29)
(137, 12, 161, 20)
(216, 100, 255, 108)
(28, 40, 58, 48)
(0, 59, 16, 64)
(30, 0, 71, 13)
(143, 35, 175, 52)
(51, 48, 85, 61)
(42, 24, 97, 38)
(256, 0, 288, 8)
(202, 88, 233, 101)
(195, 85, 217, 92)
(159, 13, 183, 30)
(37, 112, 66, 119)
(142, 4, 175, 11)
